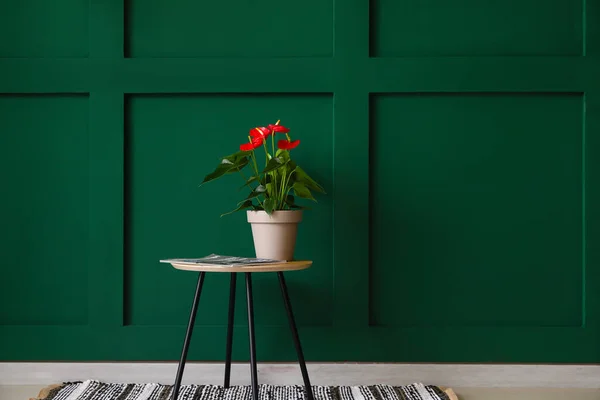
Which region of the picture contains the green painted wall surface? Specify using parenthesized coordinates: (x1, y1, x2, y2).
(0, 0, 599, 363)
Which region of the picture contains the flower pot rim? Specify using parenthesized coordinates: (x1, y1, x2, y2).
(247, 210, 302, 213)
(247, 209, 303, 223)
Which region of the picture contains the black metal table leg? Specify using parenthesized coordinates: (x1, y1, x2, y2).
(171, 272, 206, 400)
(246, 273, 259, 400)
(278, 272, 314, 400)
(224, 273, 237, 388)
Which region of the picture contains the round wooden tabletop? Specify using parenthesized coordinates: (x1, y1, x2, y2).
(169, 260, 312, 273)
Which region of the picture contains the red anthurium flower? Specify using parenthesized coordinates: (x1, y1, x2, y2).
(249, 127, 271, 139)
(240, 142, 257, 151)
(277, 139, 300, 150)
(240, 136, 264, 151)
(268, 123, 290, 134)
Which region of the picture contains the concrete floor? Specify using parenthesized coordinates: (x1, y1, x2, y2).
(2, 385, 600, 400)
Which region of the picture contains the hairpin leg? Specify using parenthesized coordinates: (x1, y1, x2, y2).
(171, 272, 206, 400)
(224, 273, 237, 388)
(246, 273, 259, 400)
(278, 272, 314, 400)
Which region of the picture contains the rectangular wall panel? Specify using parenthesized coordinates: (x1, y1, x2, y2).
(370, 93, 584, 328)
(0, 0, 89, 57)
(0, 0, 598, 363)
(124, 94, 334, 327)
(0, 95, 89, 325)
(125, 0, 333, 58)
(371, 0, 583, 56)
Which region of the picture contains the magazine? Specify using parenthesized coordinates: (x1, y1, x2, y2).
(160, 253, 284, 266)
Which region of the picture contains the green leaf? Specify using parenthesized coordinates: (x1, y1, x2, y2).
(242, 184, 267, 202)
(265, 182, 274, 197)
(284, 194, 297, 207)
(240, 175, 259, 189)
(201, 156, 248, 185)
(283, 161, 297, 185)
(285, 195, 308, 210)
(276, 149, 290, 162)
(285, 160, 297, 176)
(223, 150, 250, 163)
(263, 198, 276, 215)
(263, 157, 289, 174)
(225, 157, 249, 174)
(295, 166, 325, 194)
(243, 190, 261, 202)
(221, 199, 253, 217)
(293, 182, 316, 201)
(201, 164, 234, 185)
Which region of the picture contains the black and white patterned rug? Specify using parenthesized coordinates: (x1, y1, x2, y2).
(36, 380, 456, 400)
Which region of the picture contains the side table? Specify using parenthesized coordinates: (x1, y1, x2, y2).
(165, 260, 315, 400)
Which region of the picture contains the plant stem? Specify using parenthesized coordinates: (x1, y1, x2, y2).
(279, 171, 287, 209)
(271, 171, 277, 209)
(249, 152, 265, 208)
(261, 141, 275, 204)
(263, 142, 269, 167)
(285, 187, 294, 205)
(270, 135, 278, 207)
(250, 151, 260, 177)
(237, 167, 248, 183)
(281, 167, 297, 209)
(279, 167, 290, 209)
(271, 133, 275, 157)
(240, 161, 263, 208)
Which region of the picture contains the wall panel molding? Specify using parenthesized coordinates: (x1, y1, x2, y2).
(0, 0, 598, 363)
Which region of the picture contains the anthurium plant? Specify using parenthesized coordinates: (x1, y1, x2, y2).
(201, 120, 325, 216)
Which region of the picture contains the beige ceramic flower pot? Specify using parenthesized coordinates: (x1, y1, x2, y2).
(247, 210, 302, 261)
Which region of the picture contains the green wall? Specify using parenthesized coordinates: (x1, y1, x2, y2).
(1, 0, 599, 363)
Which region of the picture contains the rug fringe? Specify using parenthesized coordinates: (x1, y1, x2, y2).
(441, 387, 459, 400)
(30, 384, 64, 400)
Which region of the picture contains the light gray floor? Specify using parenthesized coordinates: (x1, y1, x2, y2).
(3, 385, 600, 400)
(2, 385, 48, 400)
(454, 388, 600, 400)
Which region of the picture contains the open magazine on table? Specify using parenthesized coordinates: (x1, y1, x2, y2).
(160, 253, 285, 267)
